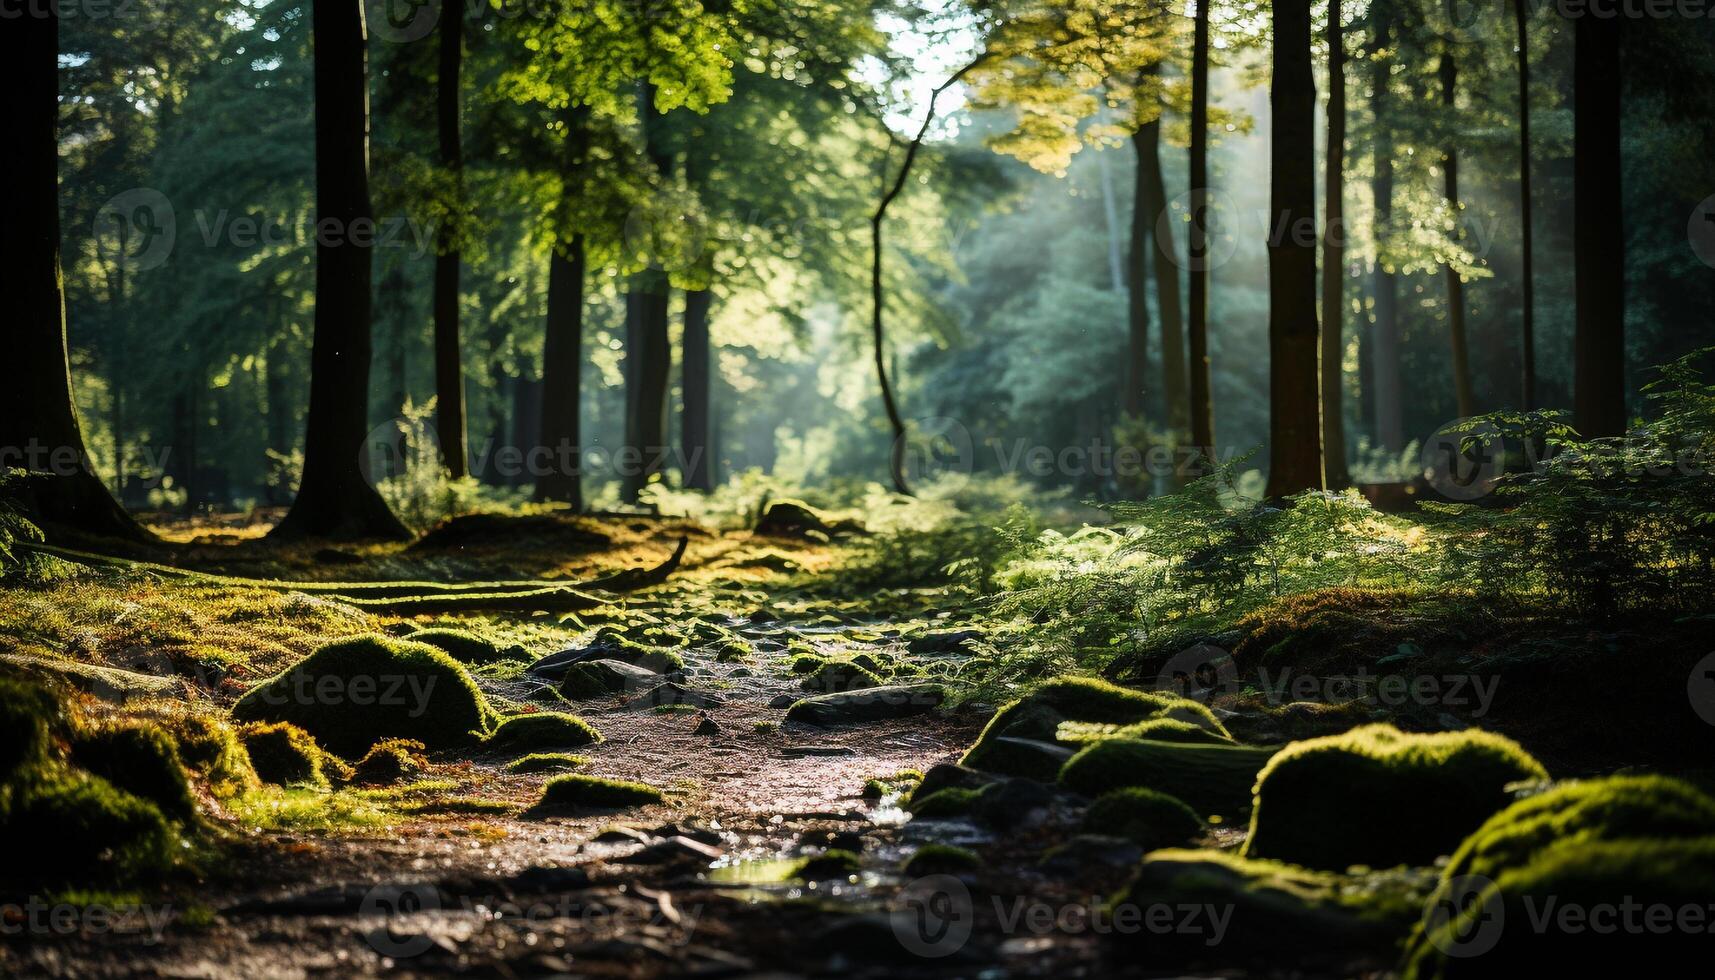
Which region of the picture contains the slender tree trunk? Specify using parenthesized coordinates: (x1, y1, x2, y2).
(536, 234, 585, 506)
(1440, 51, 1475, 420)
(1187, 0, 1216, 463)
(0, 5, 148, 540)
(1139, 112, 1189, 437)
(1369, 6, 1404, 453)
(622, 88, 673, 503)
(273, 0, 409, 540)
(1126, 128, 1154, 421)
(1572, 14, 1626, 437)
(1265, 0, 1325, 498)
(681, 288, 714, 492)
(433, 0, 468, 477)
(1321, 0, 1351, 488)
(1515, 0, 1537, 411)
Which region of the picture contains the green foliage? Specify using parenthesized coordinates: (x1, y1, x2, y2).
(1244, 724, 1548, 871)
(537, 773, 664, 810)
(1082, 787, 1205, 850)
(483, 712, 603, 755)
(231, 634, 499, 757)
(0, 471, 44, 578)
(1059, 738, 1274, 819)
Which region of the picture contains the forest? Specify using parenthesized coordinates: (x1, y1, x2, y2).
(3, 0, 1714, 976)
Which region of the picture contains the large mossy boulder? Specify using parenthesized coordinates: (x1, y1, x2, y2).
(69, 723, 199, 822)
(1114, 849, 1420, 971)
(1082, 787, 1205, 851)
(1059, 738, 1276, 819)
(1243, 724, 1547, 871)
(1403, 837, 1715, 979)
(0, 773, 181, 887)
(231, 634, 498, 758)
(962, 676, 1230, 781)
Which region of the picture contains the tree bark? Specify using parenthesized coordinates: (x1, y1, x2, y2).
(1369, 4, 1404, 453)
(681, 288, 714, 492)
(534, 105, 589, 507)
(1440, 51, 1475, 420)
(1187, 0, 1216, 462)
(1515, 0, 1537, 412)
(1264, 0, 1325, 499)
(1139, 112, 1189, 437)
(433, 0, 468, 477)
(273, 0, 410, 540)
(621, 90, 673, 503)
(1126, 128, 1154, 421)
(1572, 14, 1626, 437)
(1321, 0, 1351, 488)
(0, 5, 149, 540)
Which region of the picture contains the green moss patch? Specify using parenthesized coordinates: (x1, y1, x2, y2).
(791, 848, 863, 880)
(231, 633, 498, 757)
(1244, 724, 1548, 871)
(907, 785, 989, 819)
(961, 676, 1229, 780)
(70, 723, 198, 823)
(1083, 787, 1205, 851)
(238, 721, 352, 789)
(156, 713, 258, 799)
(505, 753, 589, 775)
(0, 673, 63, 780)
(537, 774, 663, 811)
(483, 713, 601, 755)
(0, 772, 181, 887)
(350, 739, 429, 785)
(903, 844, 981, 877)
(407, 628, 524, 664)
(1060, 738, 1276, 819)
(798, 660, 884, 693)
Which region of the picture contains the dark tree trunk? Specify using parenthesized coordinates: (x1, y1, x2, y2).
(1572, 14, 1626, 437)
(1515, 0, 1537, 411)
(1139, 113, 1189, 436)
(1187, 0, 1215, 461)
(1321, 0, 1351, 488)
(1264, 0, 1324, 498)
(1369, 5, 1404, 452)
(622, 85, 673, 504)
(0, 6, 149, 540)
(273, 0, 410, 540)
(1440, 51, 1475, 420)
(681, 288, 714, 492)
(433, 0, 468, 477)
(1126, 128, 1154, 422)
(536, 235, 585, 506)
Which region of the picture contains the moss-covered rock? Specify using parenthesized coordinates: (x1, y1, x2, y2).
(69, 723, 198, 823)
(799, 661, 885, 694)
(755, 498, 852, 539)
(505, 752, 588, 774)
(907, 785, 989, 819)
(408, 628, 525, 664)
(157, 712, 258, 799)
(961, 677, 1229, 779)
(238, 721, 352, 788)
(1060, 738, 1276, 819)
(1, 674, 60, 781)
(792, 848, 863, 880)
(1082, 787, 1205, 851)
(0, 772, 180, 887)
(786, 684, 946, 726)
(232, 634, 498, 757)
(1403, 837, 1715, 979)
(350, 738, 428, 785)
(483, 713, 602, 755)
(537, 774, 663, 810)
(903, 844, 981, 877)
(1244, 724, 1547, 871)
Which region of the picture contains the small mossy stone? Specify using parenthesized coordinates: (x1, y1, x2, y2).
(484, 713, 602, 755)
(799, 661, 884, 694)
(1083, 787, 1205, 851)
(69, 723, 198, 823)
(792, 848, 863, 881)
(903, 844, 981, 877)
(350, 738, 429, 785)
(785, 684, 945, 726)
(157, 713, 258, 799)
(505, 753, 588, 775)
(407, 628, 524, 665)
(961, 677, 1228, 777)
(537, 774, 663, 810)
(1243, 724, 1548, 871)
(907, 785, 988, 819)
(239, 721, 351, 788)
(231, 633, 497, 757)
(1059, 738, 1276, 819)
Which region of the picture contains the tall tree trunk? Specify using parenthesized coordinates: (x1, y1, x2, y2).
(1321, 0, 1351, 488)
(1126, 128, 1154, 421)
(1264, 0, 1325, 499)
(1514, 0, 1537, 411)
(433, 0, 468, 477)
(264, 334, 292, 504)
(535, 107, 589, 507)
(0, 5, 148, 540)
(273, 0, 409, 540)
(622, 86, 672, 504)
(1187, 0, 1216, 461)
(1139, 112, 1189, 436)
(1440, 50, 1475, 420)
(1369, 5, 1404, 453)
(681, 288, 714, 492)
(1572, 14, 1626, 437)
